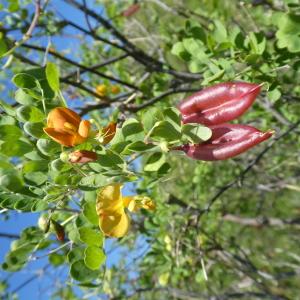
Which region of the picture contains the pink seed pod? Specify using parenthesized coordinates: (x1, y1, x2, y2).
(176, 124, 274, 161)
(179, 82, 262, 126)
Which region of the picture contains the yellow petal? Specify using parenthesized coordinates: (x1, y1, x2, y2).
(73, 133, 88, 145)
(43, 127, 75, 147)
(141, 197, 156, 211)
(122, 196, 136, 211)
(78, 120, 91, 139)
(99, 211, 130, 238)
(96, 184, 123, 213)
(123, 196, 155, 212)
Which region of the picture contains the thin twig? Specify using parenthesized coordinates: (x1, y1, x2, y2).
(0, 232, 19, 239)
(21, 43, 139, 90)
(127, 87, 201, 112)
(1, 0, 41, 57)
(62, 54, 129, 80)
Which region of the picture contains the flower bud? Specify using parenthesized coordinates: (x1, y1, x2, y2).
(60, 151, 70, 163)
(51, 219, 65, 242)
(69, 150, 97, 164)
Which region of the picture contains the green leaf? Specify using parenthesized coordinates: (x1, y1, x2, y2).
(79, 174, 107, 189)
(144, 152, 166, 172)
(213, 20, 228, 42)
(202, 69, 225, 85)
(49, 253, 65, 267)
(0, 125, 22, 141)
(0, 115, 15, 125)
(163, 107, 181, 128)
(0, 157, 14, 170)
(24, 122, 45, 139)
(121, 118, 144, 142)
(158, 272, 170, 286)
(140, 107, 159, 132)
(276, 14, 300, 53)
(268, 89, 282, 102)
(182, 38, 204, 57)
(78, 227, 103, 247)
(122, 141, 157, 155)
(171, 42, 191, 61)
(36, 139, 61, 156)
(0, 140, 33, 156)
(0, 170, 24, 192)
(110, 141, 131, 154)
(84, 246, 106, 270)
(46, 62, 60, 92)
(83, 201, 98, 226)
(12, 73, 37, 89)
(68, 247, 84, 264)
(16, 106, 45, 123)
(0, 191, 46, 212)
(15, 68, 55, 100)
(15, 89, 35, 105)
(150, 120, 181, 142)
(0, 99, 15, 116)
(70, 259, 99, 282)
(157, 162, 172, 177)
(50, 158, 71, 172)
(185, 20, 206, 42)
(23, 160, 48, 173)
(182, 124, 212, 143)
(96, 149, 125, 169)
(8, 0, 19, 12)
(24, 171, 48, 186)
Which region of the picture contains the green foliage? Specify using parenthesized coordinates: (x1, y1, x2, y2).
(84, 246, 106, 270)
(276, 13, 300, 53)
(45, 62, 60, 92)
(78, 227, 103, 247)
(1, 0, 300, 299)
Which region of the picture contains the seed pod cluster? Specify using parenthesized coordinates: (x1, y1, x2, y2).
(178, 82, 274, 160)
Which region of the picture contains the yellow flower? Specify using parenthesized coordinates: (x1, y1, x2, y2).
(43, 107, 91, 147)
(96, 184, 155, 238)
(96, 84, 107, 97)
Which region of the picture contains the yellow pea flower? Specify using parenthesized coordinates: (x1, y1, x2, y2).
(96, 84, 107, 97)
(96, 184, 155, 238)
(43, 107, 91, 147)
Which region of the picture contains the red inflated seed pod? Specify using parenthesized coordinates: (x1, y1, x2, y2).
(176, 124, 274, 161)
(179, 82, 262, 126)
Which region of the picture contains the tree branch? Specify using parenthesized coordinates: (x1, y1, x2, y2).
(13, 53, 113, 100)
(2, 0, 41, 57)
(0, 232, 19, 239)
(127, 87, 201, 112)
(62, 54, 129, 80)
(63, 0, 202, 81)
(21, 43, 139, 90)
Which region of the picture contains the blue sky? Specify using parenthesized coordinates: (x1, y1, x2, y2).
(0, 1, 147, 299)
